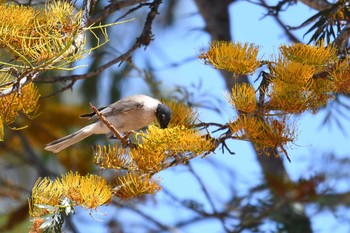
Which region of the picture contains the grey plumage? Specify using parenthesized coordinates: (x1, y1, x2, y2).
(45, 95, 172, 153)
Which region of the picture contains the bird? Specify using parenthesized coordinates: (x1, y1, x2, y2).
(45, 94, 172, 153)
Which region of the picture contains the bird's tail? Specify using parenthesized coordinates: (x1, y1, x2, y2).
(45, 124, 95, 153)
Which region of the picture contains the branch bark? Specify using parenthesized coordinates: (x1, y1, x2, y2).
(298, 0, 332, 11)
(90, 0, 147, 24)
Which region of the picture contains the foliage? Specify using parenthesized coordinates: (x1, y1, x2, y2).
(0, 0, 110, 141)
(0, 1, 350, 233)
(0, 2, 83, 67)
(0, 83, 40, 140)
(199, 41, 260, 75)
(302, 0, 350, 44)
(28, 172, 112, 232)
(113, 172, 161, 200)
(27, 40, 350, 231)
(200, 41, 350, 160)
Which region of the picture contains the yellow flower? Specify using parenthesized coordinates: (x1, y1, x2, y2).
(161, 100, 198, 128)
(130, 145, 168, 172)
(228, 83, 257, 113)
(200, 41, 260, 75)
(59, 171, 82, 203)
(307, 77, 334, 112)
(0, 2, 83, 64)
(268, 60, 316, 113)
(230, 115, 296, 154)
(132, 125, 214, 172)
(333, 60, 350, 93)
(273, 59, 315, 85)
(59, 171, 112, 209)
(79, 174, 112, 209)
(280, 43, 337, 66)
(113, 172, 161, 199)
(29, 178, 62, 217)
(29, 172, 112, 218)
(0, 83, 40, 126)
(94, 145, 133, 170)
(268, 81, 309, 114)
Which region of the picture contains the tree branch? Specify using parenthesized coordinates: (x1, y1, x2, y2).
(333, 21, 350, 55)
(298, 0, 332, 11)
(89, 0, 147, 24)
(89, 103, 129, 145)
(35, 0, 163, 84)
(258, 0, 301, 43)
(113, 199, 175, 232)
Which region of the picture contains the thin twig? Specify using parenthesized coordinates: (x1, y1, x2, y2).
(89, 103, 129, 145)
(113, 199, 174, 232)
(40, 80, 76, 99)
(90, 0, 146, 24)
(35, 0, 163, 84)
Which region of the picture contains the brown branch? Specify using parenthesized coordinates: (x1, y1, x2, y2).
(187, 163, 231, 233)
(36, 0, 163, 84)
(89, 103, 129, 145)
(40, 80, 77, 99)
(193, 121, 236, 155)
(113, 199, 176, 232)
(333, 21, 350, 55)
(298, 0, 332, 11)
(114, 2, 150, 22)
(35, 48, 137, 83)
(136, 0, 161, 47)
(194, 121, 227, 130)
(256, 0, 301, 43)
(89, 0, 147, 24)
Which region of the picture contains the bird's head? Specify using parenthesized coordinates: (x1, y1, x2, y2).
(156, 104, 172, 129)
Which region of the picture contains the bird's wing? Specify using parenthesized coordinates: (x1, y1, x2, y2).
(80, 99, 144, 120)
(80, 106, 107, 118)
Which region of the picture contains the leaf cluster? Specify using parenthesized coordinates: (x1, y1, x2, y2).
(230, 115, 297, 157)
(268, 43, 338, 113)
(28, 172, 112, 231)
(302, 0, 350, 44)
(0, 83, 40, 140)
(0, 2, 84, 70)
(29, 172, 112, 217)
(0, 1, 112, 140)
(202, 41, 350, 160)
(199, 41, 260, 75)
